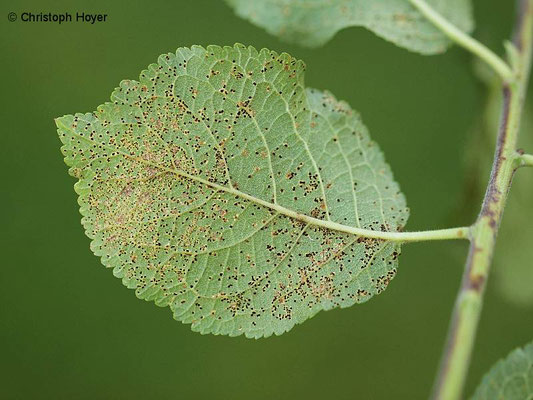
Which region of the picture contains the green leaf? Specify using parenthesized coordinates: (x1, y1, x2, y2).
(225, 0, 473, 54)
(471, 340, 533, 400)
(56, 44, 408, 338)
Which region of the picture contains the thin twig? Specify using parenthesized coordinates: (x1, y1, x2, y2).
(430, 1, 533, 399)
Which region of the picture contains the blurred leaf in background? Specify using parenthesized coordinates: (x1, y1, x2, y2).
(225, 0, 474, 54)
(471, 339, 533, 399)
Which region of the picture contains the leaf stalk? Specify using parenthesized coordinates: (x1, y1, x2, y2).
(408, 0, 515, 82)
(519, 153, 533, 167)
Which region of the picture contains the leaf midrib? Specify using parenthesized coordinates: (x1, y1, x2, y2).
(58, 117, 406, 241)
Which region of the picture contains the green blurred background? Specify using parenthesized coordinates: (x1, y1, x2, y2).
(1, 1, 532, 399)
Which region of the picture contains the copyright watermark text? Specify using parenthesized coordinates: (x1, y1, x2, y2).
(7, 11, 108, 24)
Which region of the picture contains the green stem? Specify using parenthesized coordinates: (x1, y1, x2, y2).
(430, 1, 533, 399)
(408, 0, 514, 82)
(519, 153, 533, 166)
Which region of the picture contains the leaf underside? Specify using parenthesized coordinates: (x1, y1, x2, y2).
(225, 0, 473, 54)
(471, 340, 533, 400)
(56, 44, 408, 338)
